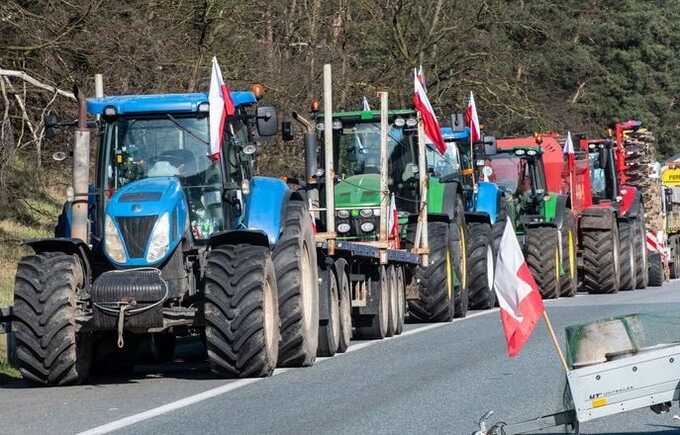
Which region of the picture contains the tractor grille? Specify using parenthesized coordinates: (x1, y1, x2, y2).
(117, 215, 157, 258)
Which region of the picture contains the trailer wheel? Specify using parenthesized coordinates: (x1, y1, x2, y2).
(559, 214, 578, 297)
(204, 244, 279, 378)
(618, 221, 636, 291)
(13, 252, 92, 386)
(334, 259, 352, 353)
(357, 266, 389, 339)
(273, 200, 319, 367)
(582, 217, 621, 294)
(634, 217, 648, 289)
(526, 227, 561, 299)
(317, 267, 340, 357)
(467, 222, 497, 309)
(648, 251, 664, 287)
(408, 221, 454, 322)
(395, 266, 405, 334)
(386, 265, 399, 337)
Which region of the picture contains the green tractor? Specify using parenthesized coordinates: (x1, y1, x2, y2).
(310, 107, 468, 321)
(482, 141, 577, 298)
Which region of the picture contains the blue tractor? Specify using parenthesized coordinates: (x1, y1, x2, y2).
(11, 90, 320, 385)
(439, 119, 503, 309)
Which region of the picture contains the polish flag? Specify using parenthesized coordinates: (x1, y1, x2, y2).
(493, 217, 545, 357)
(387, 193, 400, 249)
(209, 56, 236, 159)
(412, 68, 446, 155)
(465, 92, 481, 143)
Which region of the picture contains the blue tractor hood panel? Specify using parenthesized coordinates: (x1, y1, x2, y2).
(105, 177, 188, 266)
(474, 181, 501, 225)
(87, 92, 257, 116)
(441, 126, 471, 142)
(243, 176, 289, 246)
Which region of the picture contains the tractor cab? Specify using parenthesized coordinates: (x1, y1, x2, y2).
(582, 138, 618, 204)
(314, 109, 419, 240)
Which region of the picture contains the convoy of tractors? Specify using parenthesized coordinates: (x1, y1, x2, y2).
(0, 63, 673, 386)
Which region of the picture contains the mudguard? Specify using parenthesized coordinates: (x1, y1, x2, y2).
(243, 176, 290, 246)
(474, 181, 500, 225)
(24, 238, 93, 285)
(619, 185, 641, 218)
(208, 229, 270, 248)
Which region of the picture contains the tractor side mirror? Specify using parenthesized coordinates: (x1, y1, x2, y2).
(483, 135, 497, 155)
(281, 119, 294, 141)
(256, 106, 278, 137)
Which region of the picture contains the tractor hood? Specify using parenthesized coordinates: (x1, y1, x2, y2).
(335, 174, 380, 208)
(104, 177, 188, 266)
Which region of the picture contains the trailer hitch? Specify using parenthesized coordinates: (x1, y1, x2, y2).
(472, 409, 577, 435)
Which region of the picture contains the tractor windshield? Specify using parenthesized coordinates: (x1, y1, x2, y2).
(487, 156, 522, 192)
(102, 114, 226, 239)
(428, 142, 461, 179)
(588, 151, 607, 198)
(335, 122, 418, 187)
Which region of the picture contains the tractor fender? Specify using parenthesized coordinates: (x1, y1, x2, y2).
(464, 211, 492, 225)
(208, 229, 270, 249)
(474, 181, 500, 225)
(243, 176, 291, 246)
(579, 206, 617, 231)
(618, 185, 641, 218)
(24, 238, 93, 287)
(552, 194, 569, 229)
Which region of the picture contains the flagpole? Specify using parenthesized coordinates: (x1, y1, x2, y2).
(542, 311, 569, 372)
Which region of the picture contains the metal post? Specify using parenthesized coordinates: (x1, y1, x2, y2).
(71, 89, 90, 243)
(416, 114, 429, 265)
(378, 91, 389, 247)
(94, 74, 104, 98)
(323, 64, 335, 254)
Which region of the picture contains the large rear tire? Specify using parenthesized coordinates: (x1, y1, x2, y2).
(526, 227, 561, 299)
(467, 222, 497, 309)
(357, 266, 389, 339)
(395, 266, 406, 334)
(560, 214, 578, 297)
(204, 244, 279, 378)
(272, 200, 319, 367)
(634, 218, 648, 289)
(582, 217, 621, 294)
(618, 220, 636, 291)
(408, 221, 454, 322)
(334, 259, 352, 353)
(13, 252, 92, 386)
(648, 251, 664, 287)
(451, 196, 469, 318)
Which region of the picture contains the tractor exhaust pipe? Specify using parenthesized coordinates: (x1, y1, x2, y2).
(71, 86, 90, 243)
(291, 112, 318, 183)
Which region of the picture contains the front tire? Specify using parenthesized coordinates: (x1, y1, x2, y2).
(408, 221, 454, 322)
(272, 200, 319, 367)
(13, 252, 92, 386)
(204, 244, 279, 378)
(560, 214, 578, 297)
(634, 218, 648, 289)
(582, 217, 621, 294)
(467, 222, 497, 309)
(618, 220, 636, 291)
(648, 251, 664, 287)
(526, 227, 561, 299)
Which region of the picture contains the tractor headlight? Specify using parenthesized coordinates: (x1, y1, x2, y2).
(337, 209, 350, 218)
(146, 213, 170, 263)
(337, 223, 351, 233)
(360, 222, 375, 232)
(105, 215, 127, 263)
(359, 208, 373, 218)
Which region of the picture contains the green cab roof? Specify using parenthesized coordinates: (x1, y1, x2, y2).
(316, 109, 416, 122)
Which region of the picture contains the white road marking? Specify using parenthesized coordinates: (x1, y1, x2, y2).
(77, 308, 498, 435)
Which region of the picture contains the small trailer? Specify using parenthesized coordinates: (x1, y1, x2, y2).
(474, 315, 680, 434)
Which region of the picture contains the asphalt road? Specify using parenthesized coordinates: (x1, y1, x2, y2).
(3, 283, 680, 435)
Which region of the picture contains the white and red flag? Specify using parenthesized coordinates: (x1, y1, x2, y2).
(465, 92, 481, 143)
(387, 193, 400, 249)
(564, 131, 576, 206)
(209, 56, 236, 159)
(493, 216, 545, 357)
(412, 68, 446, 155)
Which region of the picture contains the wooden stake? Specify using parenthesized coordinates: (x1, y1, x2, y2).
(542, 310, 569, 373)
